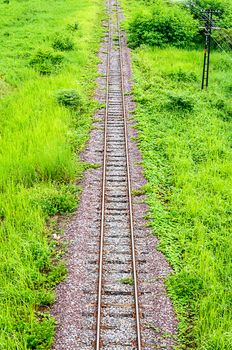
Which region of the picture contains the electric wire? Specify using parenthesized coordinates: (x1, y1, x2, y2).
(211, 36, 232, 61)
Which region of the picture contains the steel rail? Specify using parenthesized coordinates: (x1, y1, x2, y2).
(96, 3, 111, 349)
(115, 1, 142, 349)
(96, 0, 142, 348)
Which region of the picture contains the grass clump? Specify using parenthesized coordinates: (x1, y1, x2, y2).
(24, 313, 55, 350)
(166, 92, 195, 112)
(29, 49, 64, 75)
(0, 78, 12, 98)
(30, 184, 80, 217)
(55, 89, 83, 109)
(165, 69, 197, 83)
(52, 33, 75, 51)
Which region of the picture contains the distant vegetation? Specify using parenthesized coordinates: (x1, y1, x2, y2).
(127, 0, 232, 50)
(128, 0, 198, 48)
(0, 0, 104, 348)
(122, 0, 232, 349)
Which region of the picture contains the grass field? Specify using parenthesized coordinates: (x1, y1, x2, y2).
(122, 0, 232, 349)
(0, 0, 104, 348)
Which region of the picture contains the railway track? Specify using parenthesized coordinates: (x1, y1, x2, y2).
(52, 1, 178, 349)
(96, 0, 142, 348)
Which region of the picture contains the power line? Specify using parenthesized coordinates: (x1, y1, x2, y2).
(186, 2, 231, 87)
(211, 36, 232, 61)
(213, 31, 232, 47)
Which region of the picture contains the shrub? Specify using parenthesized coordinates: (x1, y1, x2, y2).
(25, 314, 54, 350)
(30, 184, 79, 217)
(168, 271, 204, 305)
(128, 2, 198, 48)
(52, 33, 74, 51)
(29, 49, 64, 75)
(166, 69, 197, 83)
(55, 89, 83, 109)
(166, 91, 195, 112)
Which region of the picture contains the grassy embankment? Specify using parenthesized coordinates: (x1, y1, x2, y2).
(0, 0, 104, 348)
(122, 0, 232, 349)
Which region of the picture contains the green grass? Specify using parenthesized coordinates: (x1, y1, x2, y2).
(122, 0, 232, 349)
(133, 48, 232, 350)
(0, 0, 104, 348)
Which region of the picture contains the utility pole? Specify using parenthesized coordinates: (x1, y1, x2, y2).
(201, 9, 220, 90)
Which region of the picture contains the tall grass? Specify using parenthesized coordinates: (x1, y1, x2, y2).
(122, 1, 232, 349)
(0, 0, 104, 348)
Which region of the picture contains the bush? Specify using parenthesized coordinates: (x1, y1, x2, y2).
(30, 184, 79, 217)
(166, 91, 195, 112)
(55, 89, 83, 109)
(166, 69, 197, 83)
(128, 2, 198, 48)
(168, 271, 204, 305)
(25, 314, 54, 349)
(29, 49, 64, 75)
(52, 33, 74, 51)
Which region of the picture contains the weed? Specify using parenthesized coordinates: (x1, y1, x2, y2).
(166, 91, 195, 112)
(29, 49, 64, 75)
(67, 21, 79, 32)
(52, 33, 75, 51)
(132, 184, 149, 196)
(55, 89, 83, 109)
(166, 69, 197, 83)
(25, 313, 55, 349)
(30, 184, 80, 217)
(120, 277, 134, 286)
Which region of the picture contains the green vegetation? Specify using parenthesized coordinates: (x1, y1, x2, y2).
(0, 0, 104, 348)
(127, 0, 198, 48)
(55, 89, 83, 110)
(122, 0, 232, 349)
(29, 49, 64, 75)
(191, 0, 232, 17)
(187, 0, 232, 49)
(52, 33, 75, 52)
(120, 277, 134, 286)
(127, 0, 232, 50)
